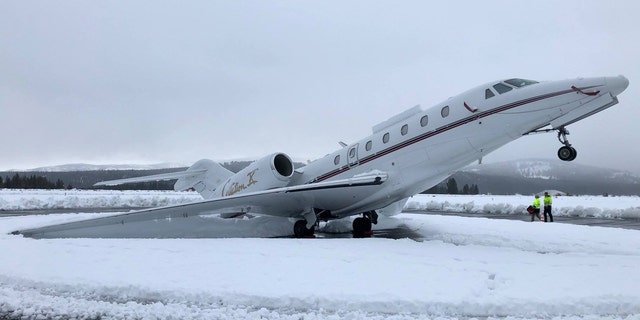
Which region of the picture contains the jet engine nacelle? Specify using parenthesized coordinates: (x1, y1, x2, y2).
(219, 152, 295, 197)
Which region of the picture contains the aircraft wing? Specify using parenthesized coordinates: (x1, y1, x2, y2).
(16, 171, 388, 237)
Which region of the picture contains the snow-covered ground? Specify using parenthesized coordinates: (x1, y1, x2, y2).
(2, 190, 640, 319)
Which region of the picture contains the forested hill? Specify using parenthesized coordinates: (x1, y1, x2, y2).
(3, 159, 640, 195)
(450, 159, 640, 196)
(0, 161, 259, 190)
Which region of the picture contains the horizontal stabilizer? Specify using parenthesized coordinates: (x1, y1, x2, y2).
(94, 169, 207, 186)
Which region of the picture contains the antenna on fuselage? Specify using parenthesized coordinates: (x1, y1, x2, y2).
(338, 141, 347, 147)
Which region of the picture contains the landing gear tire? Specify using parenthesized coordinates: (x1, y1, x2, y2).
(352, 217, 373, 238)
(293, 220, 315, 238)
(558, 146, 577, 161)
(556, 127, 577, 161)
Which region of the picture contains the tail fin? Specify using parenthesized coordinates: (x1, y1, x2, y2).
(94, 159, 233, 199)
(173, 159, 233, 199)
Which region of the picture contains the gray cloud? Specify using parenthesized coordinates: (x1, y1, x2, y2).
(1, 1, 639, 172)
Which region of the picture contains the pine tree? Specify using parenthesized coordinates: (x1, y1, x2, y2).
(424, 185, 438, 194)
(446, 178, 458, 194)
(13, 174, 23, 188)
(0, 173, 64, 189)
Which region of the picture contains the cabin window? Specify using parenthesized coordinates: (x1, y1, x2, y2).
(334, 155, 340, 165)
(401, 124, 408, 136)
(365, 140, 372, 151)
(349, 147, 356, 158)
(383, 132, 390, 143)
(493, 83, 513, 94)
(420, 115, 428, 127)
(441, 106, 450, 118)
(485, 89, 495, 99)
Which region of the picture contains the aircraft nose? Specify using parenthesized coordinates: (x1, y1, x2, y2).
(607, 75, 629, 97)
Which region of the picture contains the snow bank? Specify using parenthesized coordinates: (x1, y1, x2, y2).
(0, 189, 201, 210)
(406, 194, 640, 219)
(3, 190, 640, 220)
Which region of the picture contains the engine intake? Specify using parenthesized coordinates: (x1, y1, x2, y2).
(273, 153, 294, 179)
(220, 153, 295, 197)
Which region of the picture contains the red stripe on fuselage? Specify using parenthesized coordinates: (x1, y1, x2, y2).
(310, 86, 598, 183)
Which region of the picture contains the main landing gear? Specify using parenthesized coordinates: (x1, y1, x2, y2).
(556, 127, 577, 161)
(293, 210, 379, 238)
(293, 209, 319, 238)
(293, 219, 315, 238)
(352, 211, 378, 238)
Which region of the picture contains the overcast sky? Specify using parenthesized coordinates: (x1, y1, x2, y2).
(1, 1, 639, 173)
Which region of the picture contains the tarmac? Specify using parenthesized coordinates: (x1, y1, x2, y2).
(3, 207, 639, 240)
(404, 209, 640, 231)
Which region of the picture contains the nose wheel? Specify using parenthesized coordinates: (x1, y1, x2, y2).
(557, 127, 577, 161)
(557, 145, 577, 161)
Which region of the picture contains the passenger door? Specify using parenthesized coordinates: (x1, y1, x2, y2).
(347, 143, 359, 167)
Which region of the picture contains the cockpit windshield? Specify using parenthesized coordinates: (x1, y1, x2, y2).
(485, 78, 540, 99)
(504, 78, 538, 88)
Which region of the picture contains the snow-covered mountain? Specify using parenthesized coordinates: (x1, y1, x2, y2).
(5, 158, 640, 195)
(465, 159, 640, 182)
(455, 159, 640, 195)
(26, 163, 191, 172)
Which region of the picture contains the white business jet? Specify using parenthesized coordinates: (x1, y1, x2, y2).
(17, 75, 629, 238)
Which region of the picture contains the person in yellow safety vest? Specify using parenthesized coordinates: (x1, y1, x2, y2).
(543, 191, 554, 222)
(531, 195, 542, 222)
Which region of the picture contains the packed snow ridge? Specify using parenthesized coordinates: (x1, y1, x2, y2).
(2, 189, 640, 219)
(0, 189, 200, 211)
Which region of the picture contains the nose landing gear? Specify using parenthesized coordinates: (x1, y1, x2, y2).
(557, 127, 577, 161)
